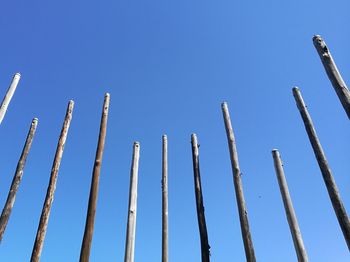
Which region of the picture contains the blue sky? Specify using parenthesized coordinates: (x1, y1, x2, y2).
(0, 0, 349, 261)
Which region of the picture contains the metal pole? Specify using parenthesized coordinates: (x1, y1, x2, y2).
(162, 135, 169, 262)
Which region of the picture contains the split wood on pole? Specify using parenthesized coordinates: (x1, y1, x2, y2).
(0, 118, 38, 242)
(271, 149, 308, 262)
(0, 73, 21, 125)
(30, 100, 74, 262)
(221, 102, 256, 262)
(124, 142, 140, 262)
(162, 135, 169, 262)
(313, 35, 350, 119)
(191, 134, 210, 262)
(293, 87, 350, 249)
(80, 93, 110, 262)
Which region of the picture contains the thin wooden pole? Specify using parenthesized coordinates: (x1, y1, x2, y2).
(313, 35, 350, 119)
(221, 102, 256, 262)
(30, 100, 74, 262)
(271, 149, 308, 262)
(0, 73, 21, 125)
(162, 135, 169, 262)
(80, 93, 110, 262)
(0, 118, 38, 242)
(124, 142, 140, 262)
(293, 87, 350, 249)
(191, 134, 210, 262)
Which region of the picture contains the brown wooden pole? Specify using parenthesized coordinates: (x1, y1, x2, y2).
(293, 87, 350, 249)
(80, 93, 110, 262)
(0, 118, 38, 242)
(191, 134, 210, 262)
(0, 73, 21, 125)
(221, 102, 256, 262)
(30, 100, 74, 262)
(162, 135, 169, 262)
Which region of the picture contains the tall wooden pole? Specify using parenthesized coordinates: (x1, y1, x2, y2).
(313, 35, 350, 119)
(271, 149, 308, 262)
(124, 142, 140, 262)
(80, 93, 110, 262)
(30, 100, 74, 262)
(0, 73, 21, 125)
(293, 87, 350, 249)
(191, 134, 210, 262)
(161, 135, 169, 262)
(0, 118, 38, 242)
(221, 102, 256, 262)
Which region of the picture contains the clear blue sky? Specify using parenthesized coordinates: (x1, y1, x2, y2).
(0, 0, 349, 261)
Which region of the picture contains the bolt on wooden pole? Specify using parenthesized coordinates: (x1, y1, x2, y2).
(0, 73, 21, 125)
(161, 135, 169, 262)
(80, 93, 110, 262)
(313, 35, 350, 119)
(191, 134, 210, 262)
(271, 149, 308, 262)
(30, 100, 74, 262)
(221, 102, 256, 262)
(124, 142, 140, 262)
(293, 87, 350, 249)
(0, 118, 38, 242)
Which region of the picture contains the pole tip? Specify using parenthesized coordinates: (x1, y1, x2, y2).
(134, 141, 140, 147)
(105, 92, 110, 98)
(312, 34, 322, 41)
(162, 134, 167, 140)
(14, 72, 21, 78)
(292, 86, 300, 94)
(33, 117, 39, 122)
(221, 101, 228, 108)
(271, 148, 279, 153)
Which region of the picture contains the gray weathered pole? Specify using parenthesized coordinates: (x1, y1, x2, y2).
(0, 73, 21, 125)
(162, 135, 169, 262)
(271, 149, 308, 262)
(0, 118, 38, 242)
(80, 93, 110, 262)
(124, 142, 140, 262)
(221, 102, 256, 262)
(30, 100, 74, 262)
(191, 134, 210, 262)
(313, 35, 350, 119)
(293, 87, 350, 249)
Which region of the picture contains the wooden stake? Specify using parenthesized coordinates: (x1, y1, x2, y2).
(313, 35, 350, 119)
(293, 87, 350, 249)
(30, 100, 74, 262)
(221, 102, 256, 262)
(162, 135, 169, 262)
(80, 93, 110, 262)
(271, 149, 308, 262)
(0, 73, 21, 125)
(191, 134, 210, 262)
(0, 118, 38, 242)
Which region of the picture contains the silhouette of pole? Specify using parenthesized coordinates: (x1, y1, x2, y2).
(162, 135, 169, 262)
(0, 73, 21, 125)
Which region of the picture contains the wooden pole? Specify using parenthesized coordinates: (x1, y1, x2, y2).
(313, 35, 350, 119)
(221, 102, 256, 262)
(30, 100, 74, 262)
(0, 118, 38, 242)
(161, 135, 169, 262)
(0, 73, 21, 125)
(271, 149, 308, 262)
(80, 93, 110, 262)
(191, 134, 210, 262)
(293, 87, 350, 249)
(124, 142, 140, 262)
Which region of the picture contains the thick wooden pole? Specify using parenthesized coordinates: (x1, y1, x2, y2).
(0, 73, 21, 125)
(0, 118, 38, 242)
(30, 100, 74, 262)
(124, 142, 140, 262)
(313, 35, 350, 119)
(271, 149, 308, 262)
(161, 135, 169, 262)
(221, 102, 256, 262)
(80, 93, 110, 262)
(293, 87, 350, 249)
(191, 134, 210, 262)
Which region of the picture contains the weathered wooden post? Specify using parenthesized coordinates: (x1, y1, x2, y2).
(30, 100, 74, 262)
(80, 93, 110, 262)
(313, 35, 350, 119)
(293, 87, 350, 249)
(191, 134, 210, 262)
(0, 73, 21, 125)
(221, 102, 256, 262)
(162, 135, 169, 262)
(271, 149, 308, 262)
(124, 142, 140, 262)
(0, 118, 38, 242)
